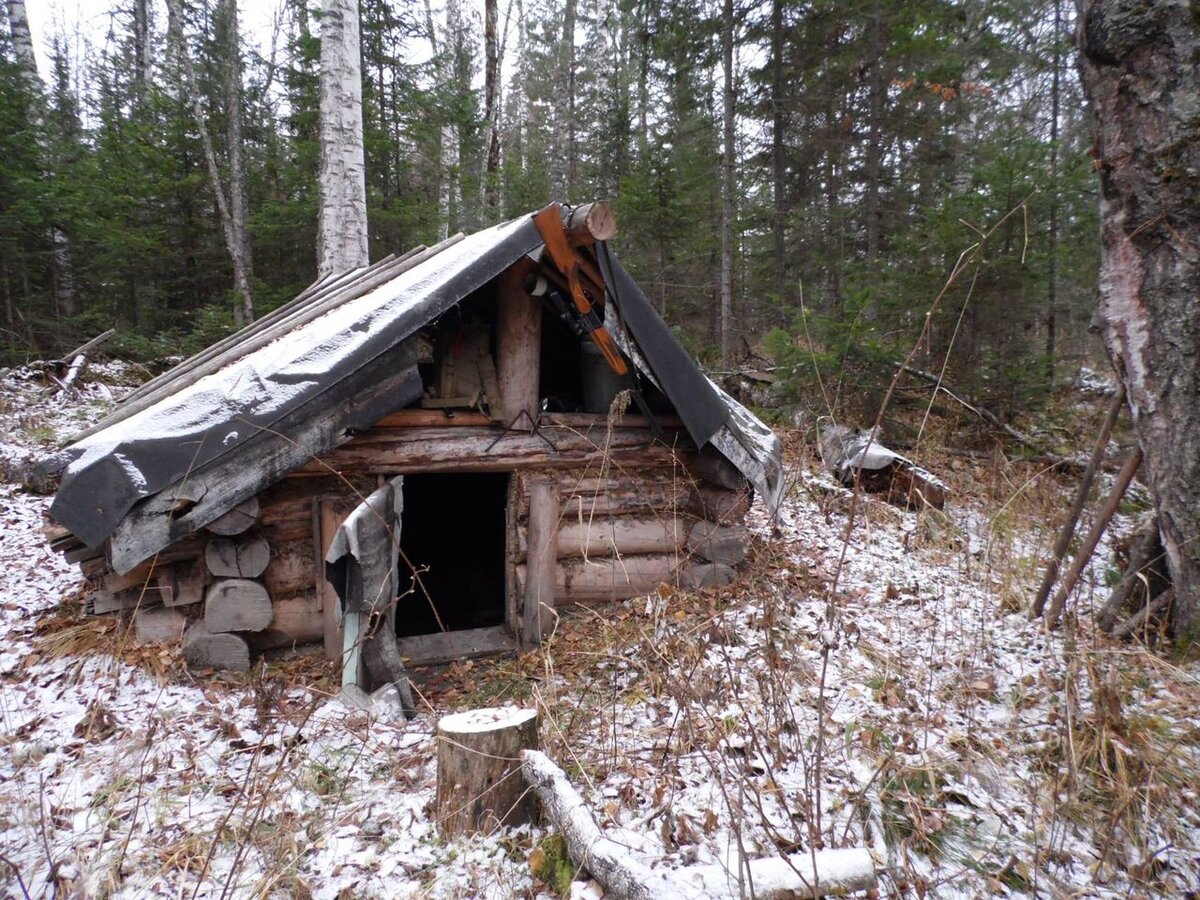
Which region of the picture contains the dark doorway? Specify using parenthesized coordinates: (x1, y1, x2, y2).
(396, 472, 509, 637)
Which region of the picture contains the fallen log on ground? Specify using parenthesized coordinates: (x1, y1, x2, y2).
(521, 749, 878, 899)
(818, 425, 946, 510)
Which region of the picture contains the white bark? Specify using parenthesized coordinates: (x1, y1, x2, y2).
(318, 0, 369, 277)
(222, 0, 254, 325)
(719, 0, 735, 365)
(165, 0, 254, 325)
(4, 0, 38, 89)
(522, 750, 879, 900)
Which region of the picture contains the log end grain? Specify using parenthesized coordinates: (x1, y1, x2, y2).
(204, 578, 274, 633)
(183, 623, 250, 672)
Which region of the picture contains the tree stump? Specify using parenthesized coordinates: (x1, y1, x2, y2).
(436, 707, 539, 838)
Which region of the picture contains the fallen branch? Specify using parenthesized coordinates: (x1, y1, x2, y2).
(46, 328, 115, 394)
(521, 749, 878, 899)
(1043, 447, 1143, 628)
(895, 362, 1041, 450)
(1031, 386, 1126, 618)
(1111, 588, 1173, 641)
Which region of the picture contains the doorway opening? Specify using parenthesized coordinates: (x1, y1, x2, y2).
(395, 472, 509, 637)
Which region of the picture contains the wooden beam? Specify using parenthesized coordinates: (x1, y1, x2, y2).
(523, 479, 559, 647)
(518, 553, 679, 602)
(294, 424, 692, 478)
(398, 626, 517, 666)
(517, 516, 688, 560)
(564, 201, 617, 244)
(495, 258, 541, 429)
(317, 499, 353, 663)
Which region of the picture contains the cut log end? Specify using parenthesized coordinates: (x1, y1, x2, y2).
(183, 623, 250, 672)
(205, 534, 271, 578)
(205, 497, 261, 536)
(203, 578, 273, 633)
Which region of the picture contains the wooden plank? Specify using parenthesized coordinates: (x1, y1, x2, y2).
(373, 409, 492, 428)
(505, 475, 520, 636)
(317, 499, 352, 663)
(107, 350, 421, 573)
(495, 258, 540, 428)
(90, 588, 166, 615)
(523, 479, 559, 646)
(157, 559, 206, 608)
(398, 626, 517, 666)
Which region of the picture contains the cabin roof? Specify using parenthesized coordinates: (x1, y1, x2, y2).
(48, 207, 783, 556)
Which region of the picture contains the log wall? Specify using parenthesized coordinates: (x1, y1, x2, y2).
(76, 415, 755, 666)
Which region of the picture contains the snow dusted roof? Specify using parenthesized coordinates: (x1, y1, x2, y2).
(49, 208, 783, 554)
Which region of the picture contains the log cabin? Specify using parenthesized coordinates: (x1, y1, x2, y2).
(41, 203, 783, 687)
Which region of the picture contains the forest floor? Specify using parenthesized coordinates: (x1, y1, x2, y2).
(0, 362, 1198, 899)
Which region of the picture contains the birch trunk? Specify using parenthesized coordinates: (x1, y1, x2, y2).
(484, 0, 500, 214)
(165, 0, 255, 325)
(222, 0, 255, 324)
(4, 1, 37, 92)
(719, 0, 735, 365)
(1078, 0, 1200, 638)
(318, 0, 370, 276)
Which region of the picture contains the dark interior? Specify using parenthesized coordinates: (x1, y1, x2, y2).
(539, 306, 585, 412)
(395, 472, 509, 636)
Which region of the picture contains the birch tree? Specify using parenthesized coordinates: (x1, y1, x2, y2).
(165, 0, 255, 325)
(318, 0, 369, 276)
(719, 0, 735, 365)
(1078, 0, 1200, 638)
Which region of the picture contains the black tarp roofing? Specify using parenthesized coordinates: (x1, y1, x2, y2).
(49, 209, 769, 553)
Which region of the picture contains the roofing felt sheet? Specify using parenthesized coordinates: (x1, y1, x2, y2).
(51, 216, 543, 547)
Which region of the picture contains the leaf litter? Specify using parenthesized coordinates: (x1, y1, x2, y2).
(0, 363, 1196, 898)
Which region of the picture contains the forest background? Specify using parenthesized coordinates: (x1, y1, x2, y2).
(2, 0, 1095, 421)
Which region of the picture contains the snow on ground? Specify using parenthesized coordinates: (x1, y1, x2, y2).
(0, 364, 1197, 898)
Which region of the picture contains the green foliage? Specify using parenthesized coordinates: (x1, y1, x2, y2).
(530, 832, 576, 898)
(0, 0, 1098, 408)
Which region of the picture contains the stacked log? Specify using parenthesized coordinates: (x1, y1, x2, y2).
(182, 501, 272, 672)
(513, 469, 751, 608)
